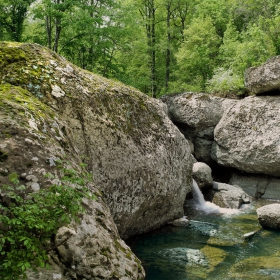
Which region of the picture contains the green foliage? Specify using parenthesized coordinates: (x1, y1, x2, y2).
(206, 67, 245, 96)
(0, 166, 95, 279)
(1, 0, 280, 97)
(175, 16, 221, 91)
(0, 0, 35, 42)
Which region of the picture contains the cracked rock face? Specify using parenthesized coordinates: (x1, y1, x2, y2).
(161, 92, 237, 163)
(212, 96, 280, 177)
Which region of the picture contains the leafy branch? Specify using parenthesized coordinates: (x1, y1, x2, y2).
(0, 165, 95, 280)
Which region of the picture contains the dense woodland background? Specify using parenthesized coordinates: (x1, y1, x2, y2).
(1, 0, 280, 97)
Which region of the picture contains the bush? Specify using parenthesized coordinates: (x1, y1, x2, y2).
(0, 166, 95, 279)
(206, 67, 245, 96)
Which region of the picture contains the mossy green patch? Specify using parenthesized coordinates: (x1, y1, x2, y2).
(0, 42, 56, 100)
(0, 43, 27, 69)
(0, 83, 54, 118)
(229, 253, 280, 279)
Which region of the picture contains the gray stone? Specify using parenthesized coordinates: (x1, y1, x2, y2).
(229, 173, 280, 200)
(1, 42, 193, 240)
(212, 182, 252, 209)
(192, 162, 213, 189)
(194, 138, 214, 163)
(245, 55, 280, 95)
(212, 95, 280, 177)
(0, 42, 194, 279)
(161, 92, 236, 163)
(162, 92, 237, 132)
(169, 217, 190, 227)
(257, 204, 280, 229)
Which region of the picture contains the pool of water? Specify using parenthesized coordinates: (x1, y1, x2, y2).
(127, 200, 280, 280)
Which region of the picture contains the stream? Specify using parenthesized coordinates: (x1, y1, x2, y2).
(127, 198, 280, 280)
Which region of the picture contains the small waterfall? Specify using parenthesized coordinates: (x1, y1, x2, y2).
(192, 179, 206, 208)
(192, 179, 239, 215)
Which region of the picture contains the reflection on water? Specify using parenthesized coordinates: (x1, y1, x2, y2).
(127, 200, 280, 280)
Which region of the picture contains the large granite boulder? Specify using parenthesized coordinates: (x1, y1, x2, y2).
(212, 182, 251, 209)
(161, 93, 236, 163)
(229, 173, 280, 200)
(212, 95, 280, 177)
(245, 55, 280, 95)
(257, 204, 280, 229)
(0, 42, 193, 278)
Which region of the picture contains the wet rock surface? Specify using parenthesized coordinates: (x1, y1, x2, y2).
(212, 182, 252, 209)
(192, 162, 213, 190)
(257, 203, 280, 229)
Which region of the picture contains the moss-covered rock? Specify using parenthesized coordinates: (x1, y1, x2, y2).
(0, 42, 192, 279)
(229, 252, 280, 279)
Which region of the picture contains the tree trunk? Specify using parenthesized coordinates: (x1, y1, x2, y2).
(141, 0, 157, 97)
(165, 1, 171, 91)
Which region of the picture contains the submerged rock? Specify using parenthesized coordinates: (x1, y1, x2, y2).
(169, 217, 190, 227)
(257, 204, 280, 229)
(229, 252, 280, 279)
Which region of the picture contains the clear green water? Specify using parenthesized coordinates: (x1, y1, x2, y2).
(127, 201, 280, 280)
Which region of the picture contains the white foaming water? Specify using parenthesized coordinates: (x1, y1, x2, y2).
(192, 179, 239, 215)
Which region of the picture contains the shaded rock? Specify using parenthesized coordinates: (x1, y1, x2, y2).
(161, 92, 237, 163)
(194, 137, 213, 163)
(54, 199, 144, 280)
(245, 55, 280, 95)
(212, 95, 280, 177)
(257, 204, 280, 229)
(192, 162, 213, 189)
(212, 182, 252, 209)
(229, 173, 280, 200)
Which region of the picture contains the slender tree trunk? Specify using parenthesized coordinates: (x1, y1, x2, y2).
(141, 0, 157, 97)
(53, 19, 61, 52)
(46, 16, 52, 49)
(150, 2, 157, 97)
(165, 1, 171, 91)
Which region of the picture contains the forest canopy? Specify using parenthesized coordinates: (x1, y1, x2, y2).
(1, 0, 279, 97)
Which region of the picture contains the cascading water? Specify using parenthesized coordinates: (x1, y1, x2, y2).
(192, 179, 239, 215)
(192, 179, 206, 208)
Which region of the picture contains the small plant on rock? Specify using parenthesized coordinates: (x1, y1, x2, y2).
(0, 166, 95, 279)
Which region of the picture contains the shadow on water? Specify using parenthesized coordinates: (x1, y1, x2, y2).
(127, 197, 280, 280)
